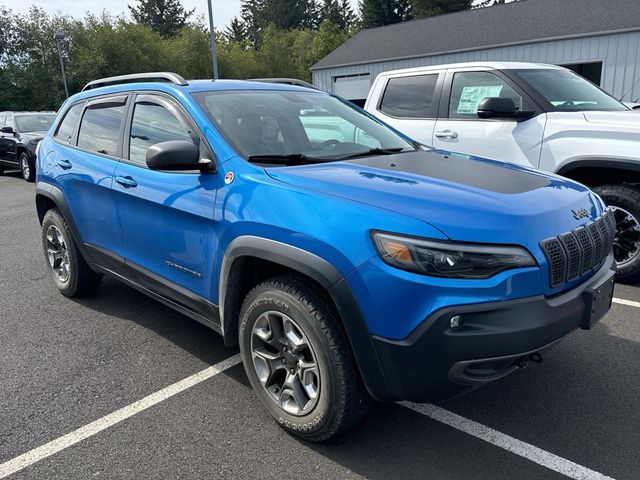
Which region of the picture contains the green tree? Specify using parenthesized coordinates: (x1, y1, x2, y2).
(306, 20, 350, 67)
(318, 0, 357, 30)
(360, 0, 412, 28)
(128, 0, 194, 37)
(224, 17, 248, 43)
(241, 0, 317, 44)
(410, 0, 471, 18)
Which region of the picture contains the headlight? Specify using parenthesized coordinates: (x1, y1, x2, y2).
(372, 232, 536, 278)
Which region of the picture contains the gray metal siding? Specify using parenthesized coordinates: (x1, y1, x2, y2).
(313, 31, 640, 102)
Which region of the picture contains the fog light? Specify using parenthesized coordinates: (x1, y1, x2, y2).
(450, 315, 463, 329)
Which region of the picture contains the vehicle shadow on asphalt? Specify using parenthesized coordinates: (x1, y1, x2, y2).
(71, 276, 236, 366)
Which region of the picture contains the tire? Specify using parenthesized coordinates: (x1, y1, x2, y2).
(0, 165, 4, 175)
(239, 274, 370, 441)
(41, 208, 102, 297)
(19, 151, 35, 182)
(593, 184, 640, 283)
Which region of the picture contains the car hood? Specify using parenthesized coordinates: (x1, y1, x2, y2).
(265, 150, 603, 250)
(583, 111, 640, 127)
(20, 131, 47, 142)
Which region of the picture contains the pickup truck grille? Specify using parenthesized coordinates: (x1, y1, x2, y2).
(540, 208, 615, 288)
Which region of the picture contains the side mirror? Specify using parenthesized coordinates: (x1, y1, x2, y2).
(146, 140, 213, 172)
(477, 97, 517, 119)
(1, 126, 15, 134)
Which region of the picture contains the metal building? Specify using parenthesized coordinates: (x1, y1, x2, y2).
(311, 0, 640, 106)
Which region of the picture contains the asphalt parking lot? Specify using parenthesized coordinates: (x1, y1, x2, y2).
(1, 172, 639, 480)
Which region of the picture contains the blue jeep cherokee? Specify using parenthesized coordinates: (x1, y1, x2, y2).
(36, 72, 616, 441)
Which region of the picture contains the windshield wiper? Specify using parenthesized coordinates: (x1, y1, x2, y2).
(337, 147, 407, 160)
(247, 153, 331, 166)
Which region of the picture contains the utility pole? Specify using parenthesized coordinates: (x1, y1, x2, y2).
(206, 0, 219, 80)
(54, 31, 69, 98)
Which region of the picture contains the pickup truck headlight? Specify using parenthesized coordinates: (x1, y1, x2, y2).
(372, 232, 536, 278)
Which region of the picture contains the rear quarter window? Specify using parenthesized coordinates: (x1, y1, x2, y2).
(55, 104, 83, 144)
(379, 74, 439, 118)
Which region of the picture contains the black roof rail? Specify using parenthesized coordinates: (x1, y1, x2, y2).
(82, 72, 188, 91)
(248, 78, 317, 89)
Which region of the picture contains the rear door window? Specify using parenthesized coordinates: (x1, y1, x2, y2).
(77, 96, 127, 156)
(54, 104, 83, 144)
(379, 74, 439, 118)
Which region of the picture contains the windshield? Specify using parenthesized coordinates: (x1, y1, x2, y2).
(193, 90, 415, 162)
(513, 69, 628, 112)
(14, 114, 55, 133)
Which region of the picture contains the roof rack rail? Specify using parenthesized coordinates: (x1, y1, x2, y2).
(82, 72, 188, 92)
(248, 78, 317, 89)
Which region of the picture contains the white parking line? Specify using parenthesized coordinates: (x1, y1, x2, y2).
(0, 354, 617, 480)
(403, 403, 615, 480)
(612, 297, 640, 308)
(0, 354, 242, 479)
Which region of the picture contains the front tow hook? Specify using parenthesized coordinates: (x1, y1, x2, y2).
(514, 352, 543, 369)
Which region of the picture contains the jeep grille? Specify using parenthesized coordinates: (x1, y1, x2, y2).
(540, 208, 615, 288)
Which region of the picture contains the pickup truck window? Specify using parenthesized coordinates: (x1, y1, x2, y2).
(514, 68, 627, 111)
(449, 71, 524, 119)
(379, 74, 438, 118)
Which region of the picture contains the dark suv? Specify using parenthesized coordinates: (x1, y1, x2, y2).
(0, 111, 56, 182)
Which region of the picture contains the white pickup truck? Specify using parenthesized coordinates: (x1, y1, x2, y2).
(365, 62, 640, 281)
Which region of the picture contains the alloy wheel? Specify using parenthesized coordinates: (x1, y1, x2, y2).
(46, 225, 71, 283)
(251, 311, 320, 416)
(20, 154, 30, 180)
(611, 205, 640, 268)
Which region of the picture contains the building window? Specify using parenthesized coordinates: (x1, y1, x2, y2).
(560, 62, 603, 86)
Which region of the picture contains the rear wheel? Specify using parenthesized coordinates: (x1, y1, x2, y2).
(41, 208, 102, 297)
(19, 151, 35, 182)
(593, 184, 640, 282)
(239, 275, 369, 441)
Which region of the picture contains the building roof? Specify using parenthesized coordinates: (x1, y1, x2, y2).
(312, 0, 640, 70)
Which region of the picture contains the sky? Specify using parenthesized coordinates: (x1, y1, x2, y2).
(1, 0, 360, 30)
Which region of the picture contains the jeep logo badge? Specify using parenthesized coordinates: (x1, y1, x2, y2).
(572, 208, 589, 220)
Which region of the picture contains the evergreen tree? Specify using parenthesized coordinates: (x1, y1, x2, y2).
(410, 0, 471, 18)
(128, 0, 194, 37)
(241, 0, 317, 43)
(318, 0, 356, 30)
(360, 0, 412, 28)
(224, 17, 248, 43)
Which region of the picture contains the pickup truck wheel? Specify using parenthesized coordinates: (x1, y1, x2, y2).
(41, 208, 102, 297)
(239, 275, 369, 441)
(593, 184, 640, 282)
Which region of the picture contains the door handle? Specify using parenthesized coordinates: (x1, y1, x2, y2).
(435, 130, 459, 139)
(115, 175, 137, 188)
(57, 159, 72, 169)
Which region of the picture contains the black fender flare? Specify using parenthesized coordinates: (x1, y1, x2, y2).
(35, 182, 92, 261)
(555, 157, 640, 177)
(219, 235, 393, 400)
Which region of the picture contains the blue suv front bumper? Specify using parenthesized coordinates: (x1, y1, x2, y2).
(333, 254, 615, 403)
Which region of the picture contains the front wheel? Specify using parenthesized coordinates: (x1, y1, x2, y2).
(593, 184, 640, 282)
(20, 151, 35, 182)
(239, 275, 369, 441)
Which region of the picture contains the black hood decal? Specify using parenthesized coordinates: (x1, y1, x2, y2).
(349, 151, 550, 194)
